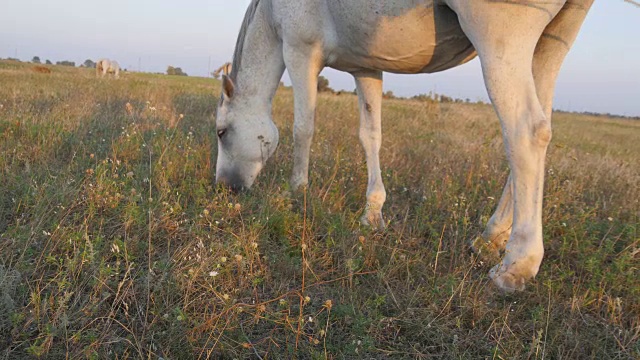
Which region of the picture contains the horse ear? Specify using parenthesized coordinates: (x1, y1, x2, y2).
(222, 75, 235, 99)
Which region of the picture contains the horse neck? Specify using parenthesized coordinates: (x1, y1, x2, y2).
(234, 1, 284, 110)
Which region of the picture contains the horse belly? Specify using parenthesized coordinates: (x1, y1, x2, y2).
(325, 1, 476, 74)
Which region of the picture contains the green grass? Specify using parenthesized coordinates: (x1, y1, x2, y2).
(0, 60, 638, 359)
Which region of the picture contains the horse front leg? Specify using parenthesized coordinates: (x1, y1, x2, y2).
(354, 71, 386, 230)
(283, 44, 324, 190)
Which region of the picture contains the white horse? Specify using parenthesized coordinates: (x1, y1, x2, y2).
(215, 0, 594, 292)
(96, 58, 120, 79)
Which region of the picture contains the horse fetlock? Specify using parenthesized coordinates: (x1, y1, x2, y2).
(290, 174, 308, 191)
(471, 222, 511, 261)
(361, 203, 385, 230)
(470, 236, 502, 263)
(483, 223, 511, 248)
(489, 245, 543, 292)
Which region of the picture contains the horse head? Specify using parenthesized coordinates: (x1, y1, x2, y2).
(215, 75, 279, 191)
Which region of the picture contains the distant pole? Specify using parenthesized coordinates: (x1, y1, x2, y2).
(138, 57, 141, 72)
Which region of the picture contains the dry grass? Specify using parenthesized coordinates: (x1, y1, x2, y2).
(0, 59, 638, 359)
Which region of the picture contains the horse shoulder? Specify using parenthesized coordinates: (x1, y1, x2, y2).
(272, 0, 330, 45)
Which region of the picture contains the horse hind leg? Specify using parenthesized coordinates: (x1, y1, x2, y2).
(471, 0, 595, 267)
(354, 71, 386, 230)
(486, 1, 594, 291)
(533, 0, 594, 118)
(452, 1, 568, 292)
(484, 55, 550, 292)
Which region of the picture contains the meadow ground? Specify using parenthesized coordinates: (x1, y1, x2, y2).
(0, 60, 638, 359)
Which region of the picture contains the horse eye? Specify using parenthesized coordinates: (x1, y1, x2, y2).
(217, 129, 227, 138)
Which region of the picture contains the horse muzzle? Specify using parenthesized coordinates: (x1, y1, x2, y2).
(215, 170, 250, 193)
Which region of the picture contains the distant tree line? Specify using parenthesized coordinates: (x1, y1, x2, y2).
(318, 76, 480, 104)
(553, 109, 640, 120)
(407, 91, 476, 104)
(25, 55, 96, 68)
(318, 75, 332, 93)
(56, 60, 75, 67)
(167, 66, 188, 76)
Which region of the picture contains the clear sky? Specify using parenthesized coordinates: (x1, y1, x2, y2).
(1, 0, 638, 116)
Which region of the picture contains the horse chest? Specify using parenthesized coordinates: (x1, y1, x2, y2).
(323, 0, 476, 74)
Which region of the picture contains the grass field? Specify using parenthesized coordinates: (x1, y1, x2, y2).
(0, 60, 638, 359)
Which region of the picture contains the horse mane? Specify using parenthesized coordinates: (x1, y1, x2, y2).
(229, 0, 263, 82)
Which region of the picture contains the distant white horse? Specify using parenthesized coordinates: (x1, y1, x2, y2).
(215, 0, 594, 292)
(96, 59, 120, 79)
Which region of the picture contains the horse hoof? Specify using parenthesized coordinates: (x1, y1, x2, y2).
(489, 261, 536, 293)
(361, 211, 385, 231)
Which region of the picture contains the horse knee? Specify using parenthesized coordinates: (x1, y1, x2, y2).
(359, 127, 380, 143)
(293, 122, 314, 140)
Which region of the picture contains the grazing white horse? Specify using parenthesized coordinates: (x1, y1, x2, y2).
(215, 0, 594, 292)
(96, 58, 120, 79)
